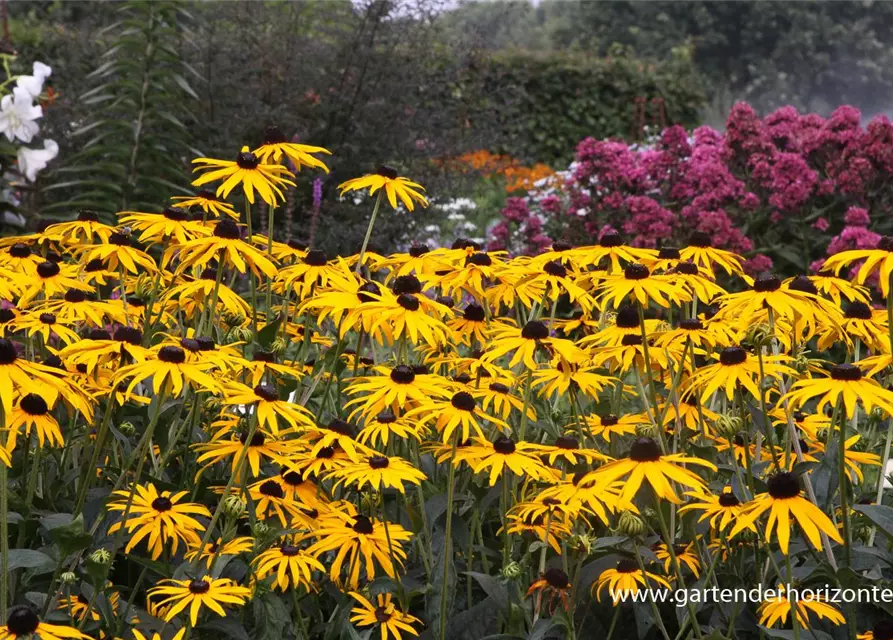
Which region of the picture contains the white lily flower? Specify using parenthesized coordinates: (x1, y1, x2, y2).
(18, 139, 58, 181)
(16, 61, 52, 98)
(0, 86, 43, 143)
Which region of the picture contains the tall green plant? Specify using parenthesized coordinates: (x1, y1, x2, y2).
(43, 0, 200, 219)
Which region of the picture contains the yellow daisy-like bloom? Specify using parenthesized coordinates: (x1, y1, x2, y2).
(806, 271, 870, 305)
(171, 189, 239, 220)
(817, 300, 888, 352)
(823, 235, 893, 296)
(113, 344, 221, 399)
(858, 620, 893, 640)
(253, 126, 331, 173)
(17, 261, 93, 308)
(0, 606, 90, 640)
(3, 242, 44, 276)
(531, 360, 616, 399)
(252, 542, 325, 591)
(162, 268, 251, 320)
(574, 230, 658, 274)
(593, 558, 671, 604)
(653, 541, 700, 578)
(147, 576, 252, 627)
(305, 511, 411, 589)
(5, 393, 64, 450)
(802, 434, 880, 483)
(679, 231, 745, 278)
(328, 454, 426, 494)
(453, 436, 556, 486)
(482, 320, 585, 372)
(686, 346, 795, 403)
(472, 378, 536, 422)
(195, 422, 304, 479)
(184, 536, 254, 568)
(77, 231, 158, 275)
(585, 412, 649, 442)
(531, 434, 610, 466)
(131, 629, 186, 640)
(583, 437, 716, 505)
(596, 263, 690, 309)
(356, 410, 427, 448)
(118, 206, 212, 246)
(0, 338, 85, 417)
(43, 209, 118, 246)
(757, 583, 845, 628)
(526, 568, 573, 613)
(361, 291, 453, 349)
(338, 165, 428, 212)
(277, 248, 353, 301)
(653, 316, 737, 350)
(729, 472, 843, 554)
(344, 364, 451, 420)
(506, 511, 573, 552)
(31, 289, 127, 327)
(678, 488, 753, 534)
(10, 311, 80, 347)
(170, 218, 278, 279)
(784, 363, 893, 418)
(405, 390, 508, 444)
(349, 591, 421, 640)
(220, 382, 315, 435)
(192, 145, 295, 206)
(107, 484, 210, 560)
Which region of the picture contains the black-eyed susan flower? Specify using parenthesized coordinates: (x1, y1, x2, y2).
(171, 189, 238, 220)
(184, 536, 254, 568)
(472, 378, 536, 422)
(32, 289, 127, 327)
(405, 390, 508, 444)
(306, 511, 411, 589)
(596, 263, 689, 309)
(730, 472, 842, 554)
(220, 382, 315, 434)
(532, 435, 610, 466)
(113, 344, 221, 399)
(252, 542, 325, 591)
(653, 541, 700, 578)
(801, 434, 880, 483)
(344, 364, 451, 421)
(817, 301, 888, 352)
(364, 291, 453, 349)
(356, 410, 426, 448)
(107, 484, 210, 560)
(10, 311, 80, 346)
(757, 583, 844, 628)
(348, 591, 421, 640)
(453, 435, 556, 485)
(244, 477, 302, 526)
(824, 236, 893, 296)
(171, 219, 278, 279)
(505, 510, 573, 552)
(593, 558, 671, 603)
(0, 606, 89, 640)
(119, 206, 211, 246)
(277, 249, 353, 301)
(300, 419, 372, 464)
(328, 454, 426, 494)
(163, 268, 251, 320)
(483, 320, 584, 372)
(526, 567, 572, 612)
(17, 261, 93, 307)
(579, 305, 663, 348)
(253, 126, 331, 173)
(784, 363, 893, 418)
(77, 231, 158, 276)
(56, 326, 148, 375)
(806, 271, 870, 305)
(575, 230, 657, 274)
(679, 231, 744, 278)
(584, 437, 716, 505)
(43, 209, 118, 246)
(5, 392, 64, 449)
(431, 250, 507, 301)
(447, 302, 491, 345)
(195, 424, 303, 479)
(0, 338, 83, 415)
(654, 316, 737, 350)
(147, 576, 252, 627)
(192, 146, 295, 206)
(586, 413, 648, 442)
(531, 360, 616, 399)
(678, 488, 752, 534)
(686, 346, 795, 403)
(339, 166, 428, 212)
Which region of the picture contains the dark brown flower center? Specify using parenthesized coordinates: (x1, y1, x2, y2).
(376, 411, 397, 424)
(240, 431, 266, 447)
(236, 150, 260, 169)
(280, 544, 301, 557)
(679, 318, 703, 330)
(463, 303, 486, 322)
(357, 282, 379, 303)
(302, 249, 327, 267)
(163, 207, 188, 221)
(37, 261, 60, 278)
(376, 165, 398, 179)
(0, 339, 17, 365)
(151, 497, 173, 511)
(213, 219, 241, 240)
(555, 435, 579, 450)
(543, 260, 567, 278)
(689, 231, 712, 247)
(544, 567, 570, 589)
(753, 275, 781, 292)
(522, 320, 549, 340)
(374, 606, 392, 623)
(77, 209, 100, 222)
(451, 391, 475, 412)
(718, 493, 740, 507)
(767, 472, 801, 499)
(658, 247, 680, 259)
(316, 446, 335, 459)
(624, 263, 649, 280)
(390, 365, 416, 384)
(38, 313, 56, 325)
(0, 309, 13, 324)
(20, 393, 48, 416)
(409, 243, 429, 257)
(489, 382, 509, 394)
(831, 364, 861, 381)
(676, 261, 699, 275)
(328, 419, 355, 438)
(181, 338, 201, 352)
(465, 252, 492, 267)
(719, 347, 747, 366)
(392, 274, 422, 295)
(599, 231, 623, 247)
(397, 294, 420, 311)
(6, 606, 40, 635)
(614, 305, 640, 328)
(158, 346, 186, 364)
(352, 515, 374, 534)
(254, 384, 279, 402)
(787, 275, 817, 295)
(64, 289, 87, 303)
(188, 579, 211, 594)
(492, 435, 516, 454)
(616, 558, 638, 573)
(601, 414, 619, 426)
(9, 243, 31, 258)
(621, 334, 643, 346)
(629, 437, 661, 462)
(260, 480, 285, 498)
(845, 302, 873, 320)
(368, 456, 390, 469)
(263, 125, 287, 145)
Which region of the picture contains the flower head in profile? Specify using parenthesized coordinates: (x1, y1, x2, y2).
(757, 583, 844, 628)
(339, 165, 428, 211)
(192, 145, 295, 206)
(253, 125, 331, 173)
(593, 558, 671, 604)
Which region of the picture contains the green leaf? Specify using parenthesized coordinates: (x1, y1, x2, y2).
(8, 549, 55, 572)
(855, 504, 893, 541)
(44, 514, 94, 558)
(464, 571, 510, 612)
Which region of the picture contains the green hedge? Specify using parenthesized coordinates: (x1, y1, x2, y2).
(476, 47, 706, 165)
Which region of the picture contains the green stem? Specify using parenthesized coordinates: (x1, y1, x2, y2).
(438, 434, 459, 640)
(355, 191, 383, 275)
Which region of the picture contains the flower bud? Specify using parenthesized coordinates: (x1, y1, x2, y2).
(616, 510, 646, 538)
(571, 533, 596, 555)
(231, 326, 253, 343)
(502, 561, 522, 580)
(270, 338, 288, 355)
(252, 521, 272, 538)
(118, 422, 135, 436)
(60, 571, 77, 584)
(222, 495, 246, 519)
(89, 549, 112, 565)
(745, 323, 773, 348)
(634, 422, 657, 438)
(714, 415, 742, 439)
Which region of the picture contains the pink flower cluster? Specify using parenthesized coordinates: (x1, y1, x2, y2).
(497, 101, 893, 274)
(489, 197, 552, 255)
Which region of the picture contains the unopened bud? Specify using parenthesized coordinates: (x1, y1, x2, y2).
(502, 561, 522, 580)
(252, 521, 272, 538)
(222, 495, 246, 519)
(60, 571, 77, 584)
(616, 510, 646, 538)
(118, 422, 135, 436)
(270, 338, 288, 355)
(89, 549, 112, 565)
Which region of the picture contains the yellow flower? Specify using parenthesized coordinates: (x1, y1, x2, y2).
(252, 542, 325, 591)
(349, 591, 421, 640)
(757, 583, 844, 628)
(192, 145, 295, 206)
(147, 576, 251, 627)
(253, 126, 331, 173)
(593, 558, 671, 604)
(338, 166, 428, 211)
(0, 606, 89, 640)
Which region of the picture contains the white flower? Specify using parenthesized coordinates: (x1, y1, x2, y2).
(18, 139, 58, 181)
(0, 86, 43, 143)
(16, 61, 52, 98)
